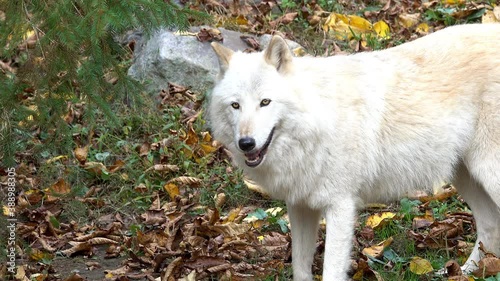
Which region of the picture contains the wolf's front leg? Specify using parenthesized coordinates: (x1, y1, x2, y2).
(323, 199, 357, 281)
(287, 203, 321, 281)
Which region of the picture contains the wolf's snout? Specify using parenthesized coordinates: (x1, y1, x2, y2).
(238, 137, 256, 152)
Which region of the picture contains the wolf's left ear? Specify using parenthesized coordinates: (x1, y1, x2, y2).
(264, 36, 293, 74)
(211, 42, 234, 75)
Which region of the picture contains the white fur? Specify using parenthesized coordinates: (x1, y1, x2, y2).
(208, 24, 500, 281)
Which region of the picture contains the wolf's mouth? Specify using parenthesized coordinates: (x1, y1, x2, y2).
(244, 127, 275, 167)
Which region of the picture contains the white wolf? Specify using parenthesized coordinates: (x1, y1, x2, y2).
(208, 24, 500, 281)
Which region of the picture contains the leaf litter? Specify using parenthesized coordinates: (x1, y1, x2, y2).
(3, 0, 500, 280)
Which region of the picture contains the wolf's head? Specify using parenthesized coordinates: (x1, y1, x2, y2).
(208, 36, 295, 168)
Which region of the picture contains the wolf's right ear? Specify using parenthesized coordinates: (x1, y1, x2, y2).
(211, 42, 234, 75)
(264, 36, 293, 74)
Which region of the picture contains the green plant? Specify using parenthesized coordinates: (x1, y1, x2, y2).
(280, 0, 298, 9)
(0, 0, 204, 166)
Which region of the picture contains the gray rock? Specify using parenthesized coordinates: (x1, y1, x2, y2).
(128, 27, 302, 93)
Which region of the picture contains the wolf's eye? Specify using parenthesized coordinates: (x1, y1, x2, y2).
(260, 99, 271, 107)
(231, 102, 240, 109)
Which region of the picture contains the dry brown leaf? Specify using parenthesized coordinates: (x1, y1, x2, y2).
(270, 12, 298, 28)
(74, 146, 89, 163)
(108, 159, 125, 173)
(168, 176, 201, 187)
(87, 237, 119, 245)
(104, 265, 131, 277)
(244, 178, 269, 197)
(134, 183, 148, 193)
(164, 257, 183, 281)
(49, 178, 71, 195)
(479, 241, 498, 258)
(215, 193, 226, 209)
(138, 142, 150, 157)
(445, 260, 463, 276)
(62, 273, 86, 281)
(147, 164, 179, 173)
(83, 161, 108, 175)
(61, 241, 91, 256)
(196, 28, 223, 42)
(412, 209, 434, 229)
(473, 257, 500, 277)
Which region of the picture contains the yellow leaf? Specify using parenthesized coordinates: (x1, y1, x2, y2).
(410, 256, 434, 275)
(223, 207, 241, 223)
(200, 143, 217, 154)
(323, 13, 373, 40)
(416, 23, 429, 35)
(164, 183, 180, 200)
(29, 249, 53, 261)
(201, 131, 212, 143)
(398, 13, 421, 28)
(23, 30, 35, 40)
(373, 21, 390, 39)
(234, 15, 248, 26)
(45, 155, 68, 164)
(365, 212, 397, 229)
(347, 15, 372, 32)
(257, 235, 264, 242)
(442, 0, 465, 4)
(362, 237, 393, 258)
(3, 205, 13, 216)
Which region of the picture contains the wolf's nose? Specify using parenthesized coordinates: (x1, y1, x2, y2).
(239, 137, 256, 152)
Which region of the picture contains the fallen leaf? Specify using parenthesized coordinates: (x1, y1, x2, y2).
(147, 164, 179, 173)
(410, 256, 433, 275)
(50, 178, 71, 195)
(362, 237, 393, 258)
(244, 178, 269, 197)
(365, 212, 397, 230)
(472, 257, 500, 277)
(412, 209, 434, 229)
(215, 193, 226, 209)
(108, 159, 125, 173)
(398, 13, 421, 28)
(442, 0, 465, 4)
(164, 183, 180, 201)
(445, 260, 462, 276)
(168, 176, 201, 187)
(269, 12, 298, 28)
(74, 146, 89, 163)
(83, 161, 108, 176)
(416, 22, 429, 35)
(373, 20, 390, 39)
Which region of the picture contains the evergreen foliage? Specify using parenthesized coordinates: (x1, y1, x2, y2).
(0, 0, 202, 166)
